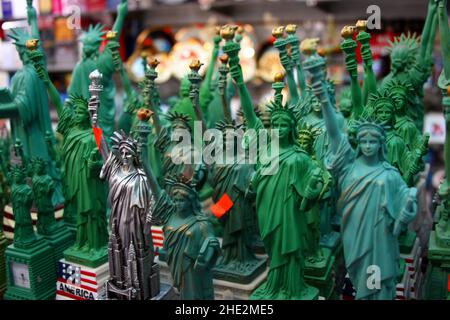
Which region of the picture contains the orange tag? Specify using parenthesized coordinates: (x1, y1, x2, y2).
(93, 127, 103, 150)
(211, 193, 234, 218)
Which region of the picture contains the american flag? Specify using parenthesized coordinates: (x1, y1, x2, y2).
(151, 226, 164, 254)
(57, 261, 98, 294)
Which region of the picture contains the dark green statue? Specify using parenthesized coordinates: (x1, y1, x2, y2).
(139, 116, 221, 299)
(209, 120, 266, 283)
(224, 26, 324, 299)
(0, 2, 63, 205)
(67, 0, 129, 141)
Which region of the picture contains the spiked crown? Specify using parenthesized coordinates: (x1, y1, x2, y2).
(80, 23, 106, 45)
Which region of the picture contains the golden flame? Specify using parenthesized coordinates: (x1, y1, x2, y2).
(26, 39, 39, 50)
(285, 24, 297, 34)
(341, 26, 356, 39)
(356, 20, 367, 32)
(219, 53, 229, 64)
(137, 108, 153, 121)
(272, 26, 285, 39)
(274, 72, 285, 83)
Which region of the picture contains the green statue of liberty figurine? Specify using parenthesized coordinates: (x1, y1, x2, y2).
(33, 57, 109, 266)
(297, 123, 332, 263)
(30, 157, 73, 261)
(0, 1, 63, 205)
(424, 0, 450, 300)
(224, 26, 325, 299)
(381, 0, 437, 130)
(138, 113, 221, 299)
(321, 78, 418, 300)
(8, 165, 36, 248)
(68, 0, 129, 141)
(209, 119, 267, 283)
(29, 157, 58, 236)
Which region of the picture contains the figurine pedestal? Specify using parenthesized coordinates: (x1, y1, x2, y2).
(63, 246, 108, 268)
(0, 235, 7, 298)
(56, 259, 109, 300)
(155, 256, 269, 300)
(43, 227, 74, 264)
(424, 231, 450, 300)
(4, 237, 57, 300)
(305, 248, 336, 300)
(213, 256, 268, 284)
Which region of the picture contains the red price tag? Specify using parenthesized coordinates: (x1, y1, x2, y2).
(211, 193, 234, 219)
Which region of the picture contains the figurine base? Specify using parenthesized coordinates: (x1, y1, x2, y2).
(0, 235, 8, 296)
(213, 256, 268, 284)
(43, 226, 75, 263)
(213, 267, 269, 300)
(56, 259, 109, 300)
(63, 245, 108, 268)
(423, 231, 450, 300)
(4, 237, 56, 300)
(251, 281, 319, 300)
(319, 231, 341, 253)
(305, 249, 336, 300)
(151, 282, 178, 300)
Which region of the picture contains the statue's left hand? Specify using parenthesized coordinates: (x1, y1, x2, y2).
(305, 168, 324, 198)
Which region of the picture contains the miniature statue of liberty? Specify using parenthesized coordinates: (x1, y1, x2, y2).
(321, 85, 418, 299)
(297, 123, 332, 263)
(68, 0, 129, 140)
(139, 115, 221, 299)
(209, 120, 265, 282)
(8, 165, 36, 248)
(30, 157, 59, 236)
(381, 0, 437, 129)
(0, 2, 63, 205)
(35, 67, 108, 264)
(100, 116, 159, 299)
(224, 25, 325, 299)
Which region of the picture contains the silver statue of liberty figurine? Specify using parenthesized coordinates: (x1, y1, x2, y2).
(88, 69, 160, 300)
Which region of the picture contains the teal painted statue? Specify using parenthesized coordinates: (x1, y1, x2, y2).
(323, 30, 418, 297)
(0, 2, 63, 205)
(139, 113, 221, 299)
(224, 26, 324, 299)
(67, 0, 129, 141)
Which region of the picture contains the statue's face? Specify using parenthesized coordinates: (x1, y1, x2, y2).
(339, 99, 352, 117)
(376, 105, 393, 123)
(298, 136, 312, 151)
(359, 132, 380, 159)
(172, 189, 191, 212)
(391, 47, 409, 72)
(271, 115, 292, 140)
(119, 147, 133, 166)
(312, 96, 321, 113)
(74, 104, 90, 125)
(13, 171, 25, 184)
(390, 89, 407, 111)
(35, 162, 45, 174)
(82, 40, 100, 57)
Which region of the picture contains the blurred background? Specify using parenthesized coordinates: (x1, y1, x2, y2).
(0, 0, 448, 195)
